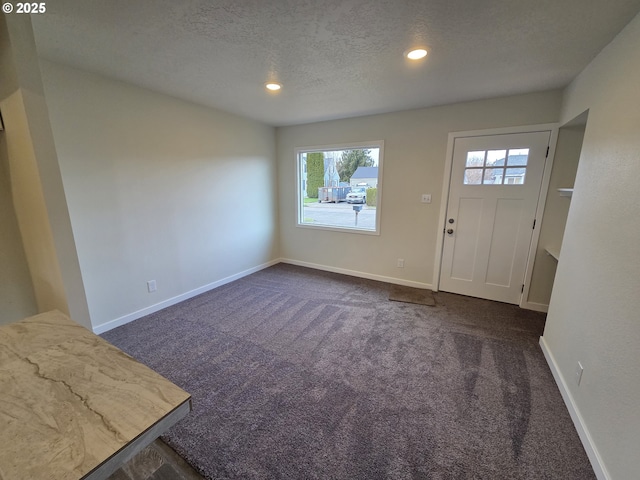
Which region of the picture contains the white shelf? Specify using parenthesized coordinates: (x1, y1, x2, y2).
(557, 188, 573, 197)
(545, 247, 560, 261)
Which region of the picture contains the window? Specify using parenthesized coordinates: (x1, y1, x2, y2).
(463, 148, 529, 185)
(296, 141, 383, 234)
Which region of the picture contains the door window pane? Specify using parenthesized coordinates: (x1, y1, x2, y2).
(487, 150, 506, 166)
(464, 169, 483, 184)
(483, 168, 503, 184)
(507, 148, 529, 166)
(505, 168, 526, 184)
(466, 151, 485, 167)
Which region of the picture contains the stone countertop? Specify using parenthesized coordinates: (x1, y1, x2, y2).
(0, 310, 191, 480)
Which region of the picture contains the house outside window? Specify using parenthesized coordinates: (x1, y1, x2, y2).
(350, 166, 378, 188)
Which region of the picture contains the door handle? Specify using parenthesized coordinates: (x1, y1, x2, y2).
(447, 229, 454, 235)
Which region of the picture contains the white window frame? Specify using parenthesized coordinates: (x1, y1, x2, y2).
(295, 141, 384, 235)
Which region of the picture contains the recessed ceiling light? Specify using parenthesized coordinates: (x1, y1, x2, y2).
(405, 48, 428, 60)
(265, 82, 282, 91)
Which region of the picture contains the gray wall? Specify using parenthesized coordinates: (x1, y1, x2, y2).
(39, 61, 279, 331)
(542, 11, 640, 480)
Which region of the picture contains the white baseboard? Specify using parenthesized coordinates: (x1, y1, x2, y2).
(92, 259, 280, 334)
(521, 300, 549, 312)
(279, 258, 432, 290)
(539, 336, 609, 480)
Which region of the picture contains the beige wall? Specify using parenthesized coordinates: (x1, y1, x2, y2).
(0, 131, 37, 324)
(39, 61, 279, 331)
(0, 14, 88, 327)
(1, 91, 67, 315)
(527, 124, 584, 306)
(542, 12, 640, 480)
(0, 15, 36, 325)
(277, 91, 562, 286)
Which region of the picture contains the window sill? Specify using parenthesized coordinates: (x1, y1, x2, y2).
(296, 223, 380, 236)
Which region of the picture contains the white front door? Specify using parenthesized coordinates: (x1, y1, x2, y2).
(439, 131, 551, 304)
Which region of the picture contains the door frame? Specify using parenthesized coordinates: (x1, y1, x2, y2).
(432, 124, 559, 311)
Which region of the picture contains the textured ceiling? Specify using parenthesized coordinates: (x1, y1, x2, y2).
(31, 0, 640, 127)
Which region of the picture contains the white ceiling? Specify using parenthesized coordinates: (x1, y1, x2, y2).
(31, 0, 640, 127)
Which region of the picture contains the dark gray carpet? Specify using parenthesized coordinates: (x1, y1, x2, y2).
(103, 264, 595, 480)
(389, 285, 436, 306)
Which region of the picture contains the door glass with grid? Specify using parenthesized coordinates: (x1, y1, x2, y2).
(464, 148, 529, 185)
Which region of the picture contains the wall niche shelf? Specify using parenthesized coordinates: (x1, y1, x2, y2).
(545, 247, 560, 261)
(557, 188, 574, 197)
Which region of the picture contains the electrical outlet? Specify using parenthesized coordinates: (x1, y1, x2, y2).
(147, 280, 157, 293)
(421, 194, 431, 203)
(397, 258, 405, 268)
(575, 362, 584, 386)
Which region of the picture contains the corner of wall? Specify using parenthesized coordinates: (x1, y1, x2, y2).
(2, 13, 91, 329)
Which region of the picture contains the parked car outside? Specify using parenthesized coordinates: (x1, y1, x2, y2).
(346, 187, 367, 204)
